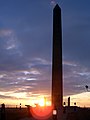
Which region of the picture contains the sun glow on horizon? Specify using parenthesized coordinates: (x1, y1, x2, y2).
(0, 91, 90, 108)
(39, 98, 45, 106)
(64, 92, 90, 107)
(29, 96, 53, 119)
(32, 96, 51, 107)
(38, 96, 47, 106)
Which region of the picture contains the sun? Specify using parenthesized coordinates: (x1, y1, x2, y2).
(38, 97, 46, 106)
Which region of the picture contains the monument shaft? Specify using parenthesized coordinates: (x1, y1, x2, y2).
(52, 4, 63, 109)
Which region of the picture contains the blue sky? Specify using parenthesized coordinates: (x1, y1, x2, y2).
(0, 0, 90, 106)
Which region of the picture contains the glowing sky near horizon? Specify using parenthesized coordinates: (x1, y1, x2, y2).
(0, 0, 90, 107)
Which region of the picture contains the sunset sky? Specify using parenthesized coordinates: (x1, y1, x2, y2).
(0, 0, 90, 107)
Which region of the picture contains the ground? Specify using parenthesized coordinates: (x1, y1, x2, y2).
(0, 107, 90, 120)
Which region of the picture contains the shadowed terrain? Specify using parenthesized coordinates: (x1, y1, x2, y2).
(0, 107, 90, 120)
(0, 108, 29, 120)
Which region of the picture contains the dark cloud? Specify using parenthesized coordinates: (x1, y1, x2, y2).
(63, 2, 90, 67)
(62, 0, 90, 97)
(0, 57, 51, 100)
(63, 61, 90, 96)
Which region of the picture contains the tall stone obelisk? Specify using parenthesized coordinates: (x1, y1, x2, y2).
(52, 4, 63, 118)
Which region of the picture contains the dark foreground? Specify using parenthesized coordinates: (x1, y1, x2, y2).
(0, 107, 90, 120)
(65, 107, 90, 120)
(0, 108, 29, 120)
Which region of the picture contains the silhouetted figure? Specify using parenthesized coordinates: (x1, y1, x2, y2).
(63, 102, 66, 107)
(20, 103, 21, 110)
(1, 103, 6, 120)
(74, 102, 76, 112)
(63, 102, 66, 113)
(68, 97, 70, 107)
